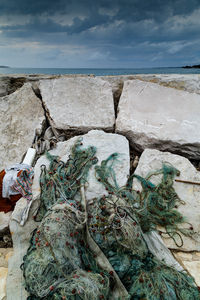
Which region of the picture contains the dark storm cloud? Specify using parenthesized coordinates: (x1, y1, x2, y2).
(0, 0, 67, 15)
(0, 0, 200, 67)
(0, 0, 199, 18)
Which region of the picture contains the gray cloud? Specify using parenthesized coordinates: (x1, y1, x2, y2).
(0, 0, 200, 67)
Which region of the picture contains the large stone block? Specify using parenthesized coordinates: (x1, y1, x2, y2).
(6, 198, 38, 300)
(133, 149, 200, 251)
(32, 130, 130, 201)
(0, 83, 45, 170)
(101, 74, 200, 95)
(116, 80, 200, 159)
(39, 77, 115, 132)
(133, 74, 200, 94)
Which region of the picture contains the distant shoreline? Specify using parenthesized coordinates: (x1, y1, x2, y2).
(1, 67, 200, 76)
(0, 65, 10, 68)
(182, 64, 200, 69)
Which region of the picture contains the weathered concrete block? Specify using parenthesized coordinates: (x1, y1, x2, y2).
(133, 148, 200, 251)
(116, 80, 200, 159)
(0, 83, 45, 169)
(39, 77, 115, 132)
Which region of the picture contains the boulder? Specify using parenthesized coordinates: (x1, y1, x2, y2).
(6, 198, 38, 300)
(173, 251, 200, 286)
(0, 212, 12, 233)
(0, 249, 13, 300)
(101, 74, 200, 95)
(116, 80, 200, 159)
(0, 83, 45, 170)
(32, 130, 130, 201)
(0, 248, 13, 268)
(39, 77, 115, 132)
(133, 149, 200, 251)
(0, 267, 7, 300)
(133, 74, 200, 94)
(0, 76, 27, 97)
(0, 77, 10, 97)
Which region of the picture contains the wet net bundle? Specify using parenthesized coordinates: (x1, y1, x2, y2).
(22, 139, 200, 300)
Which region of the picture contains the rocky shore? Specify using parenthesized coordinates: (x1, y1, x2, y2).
(0, 73, 200, 299)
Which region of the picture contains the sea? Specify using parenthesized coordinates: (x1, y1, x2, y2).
(0, 67, 200, 76)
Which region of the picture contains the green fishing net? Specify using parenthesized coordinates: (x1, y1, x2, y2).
(22, 139, 200, 300)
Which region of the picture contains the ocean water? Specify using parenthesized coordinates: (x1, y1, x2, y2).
(0, 67, 200, 76)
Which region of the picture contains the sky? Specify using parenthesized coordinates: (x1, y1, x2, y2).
(0, 0, 200, 68)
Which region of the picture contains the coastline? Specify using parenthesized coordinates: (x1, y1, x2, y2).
(1, 66, 200, 76)
(1, 73, 200, 98)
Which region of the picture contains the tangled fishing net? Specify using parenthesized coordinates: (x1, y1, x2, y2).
(22, 139, 200, 299)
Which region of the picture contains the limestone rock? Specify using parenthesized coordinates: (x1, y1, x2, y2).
(0, 77, 10, 97)
(0, 212, 12, 232)
(183, 261, 200, 286)
(0, 248, 13, 268)
(101, 74, 200, 95)
(6, 198, 38, 300)
(5, 250, 13, 263)
(0, 83, 45, 169)
(32, 130, 130, 201)
(0, 76, 27, 97)
(174, 252, 193, 261)
(39, 77, 115, 132)
(133, 74, 200, 94)
(0, 267, 7, 300)
(116, 80, 200, 159)
(133, 149, 200, 251)
(173, 252, 200, 286)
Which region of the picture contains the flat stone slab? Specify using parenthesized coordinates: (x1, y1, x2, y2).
(0, 83, 45, 169)
(133, 149, 200, 251)
(116, 79, 200, 159)
(39, 77, 115, 132)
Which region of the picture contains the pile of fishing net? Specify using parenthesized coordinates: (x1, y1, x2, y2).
(22, 139, 200, 299)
